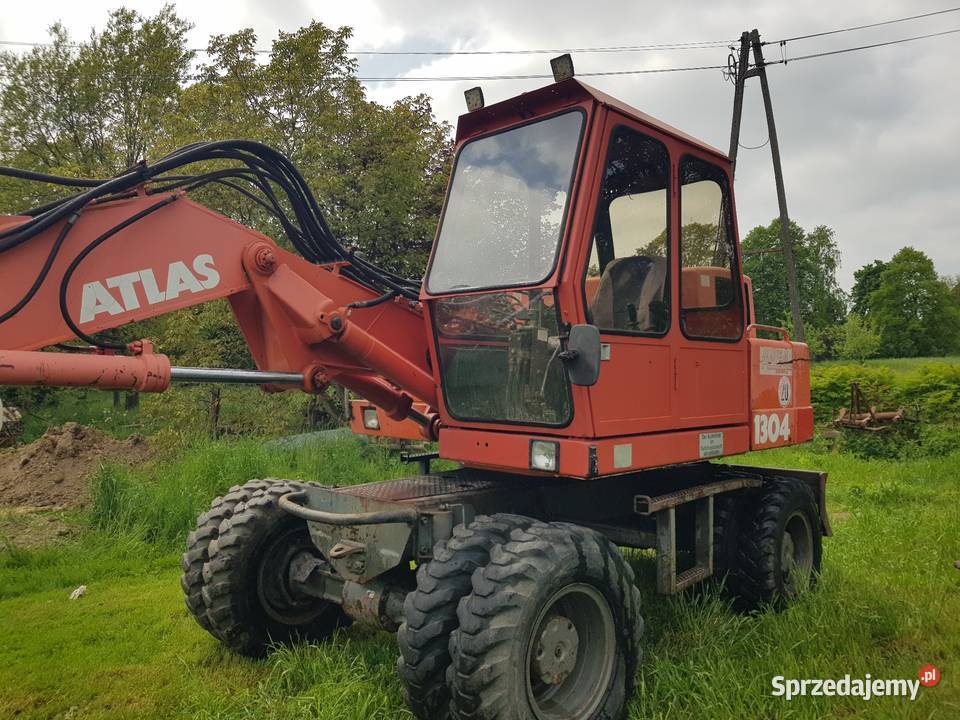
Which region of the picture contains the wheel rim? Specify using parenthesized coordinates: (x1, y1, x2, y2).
(782, 511, 814, 595)
(525, 583, 616, 720)
(256, 525, 328, 625)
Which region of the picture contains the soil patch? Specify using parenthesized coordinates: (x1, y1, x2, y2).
(0, 507, 76, 550)
(0, 423, 148, 509)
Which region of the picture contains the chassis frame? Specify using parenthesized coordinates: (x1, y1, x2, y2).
(278, 461, 831, 629)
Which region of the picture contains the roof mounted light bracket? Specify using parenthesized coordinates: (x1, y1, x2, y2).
(464, 86, 485, 112)
(550, 53, 575, 82)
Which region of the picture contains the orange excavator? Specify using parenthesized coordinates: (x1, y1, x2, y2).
(0, 64, 828, 720)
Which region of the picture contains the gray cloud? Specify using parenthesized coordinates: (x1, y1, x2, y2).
(3, 0, 957, 286)
(357, 0, 960, 288)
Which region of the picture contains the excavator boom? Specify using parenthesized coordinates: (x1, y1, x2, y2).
(0, 191, 437, 429)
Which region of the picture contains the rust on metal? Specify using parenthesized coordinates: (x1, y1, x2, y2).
(634, 476, 761, 515)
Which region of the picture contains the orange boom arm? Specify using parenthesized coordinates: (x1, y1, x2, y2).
(0, 191, 438, 430)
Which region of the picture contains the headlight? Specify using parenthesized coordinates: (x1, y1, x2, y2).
(362, 407, 380, 430)
(529, 439, 559, 472)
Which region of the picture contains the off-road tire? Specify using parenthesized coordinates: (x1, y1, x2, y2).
(737, 479, 822, 610)
(397, 514, 534, 720)
(712, 491, 747, 599)
(181, 479, 276, 637)
(448, 522, 643, 720)
(201, 480, 348, 656)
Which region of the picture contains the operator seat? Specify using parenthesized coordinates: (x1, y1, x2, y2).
(590, 255, 667, 333)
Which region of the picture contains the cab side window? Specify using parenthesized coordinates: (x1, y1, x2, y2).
(585, 126, 670, 335)
(678, 156, 743, 340)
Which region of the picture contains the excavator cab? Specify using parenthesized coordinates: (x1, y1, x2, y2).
(421, 78, 812, 475)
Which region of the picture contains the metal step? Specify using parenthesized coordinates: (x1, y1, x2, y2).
(675, 566, 710, 592)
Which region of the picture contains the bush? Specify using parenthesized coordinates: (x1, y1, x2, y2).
(836, 425, 919, 461)
(806, 324, 845, 361)
(810, 365, 897, 423)
(839, 314, 881, 362)
(896, 363, 960, 421)
(918, 424, 958, 457)
(139, 384, 345, 442)
(812, 361, 959, 459)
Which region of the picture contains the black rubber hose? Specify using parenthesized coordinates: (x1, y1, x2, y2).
(2, 139, 423, 301)
(0, 212, 80, 325)
(0, 166, 108, 187)
(58, 195, 178, 350)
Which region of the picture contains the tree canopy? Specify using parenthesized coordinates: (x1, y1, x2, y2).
(741, 218, 847, 331)
(854, 247, 960, 357)
(850, 260, 887, 317)
(0, 6, 453, 367)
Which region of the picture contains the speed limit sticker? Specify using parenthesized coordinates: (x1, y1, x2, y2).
(754, 412, 791, 445)
(778, 376, 792, 407)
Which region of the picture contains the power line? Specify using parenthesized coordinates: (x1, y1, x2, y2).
(362, 28, 960, 80)
(761, 27, 960, 67)
(766, 6, 960, 44)
(0, 26, 957, 84)
(0, 38, 735, 55)
(0, 7, 956, 59)
(0, 62, 728, 83)
(357, 63, 728, 82)
(738, 136, 770, 151)
(345, 41, 735, 55)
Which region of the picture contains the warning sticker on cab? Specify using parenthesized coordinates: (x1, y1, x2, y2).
(699, 431, 724, 458)
(759, 346, 793, 376)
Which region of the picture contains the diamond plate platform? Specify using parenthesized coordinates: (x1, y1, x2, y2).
(339, 474, 512, 502)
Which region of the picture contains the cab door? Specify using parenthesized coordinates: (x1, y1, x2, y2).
(579, 114, 675, 438)
(672, 153, 749, 427)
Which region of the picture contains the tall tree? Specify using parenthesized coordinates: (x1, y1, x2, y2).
(741, 219, 847, 331)
(944, 274, 960, 308)
(0, 5, 192, 212)
(0, 6, 193, 355)
(171, 22, 452, 278)
(868, 247, 960, 357)
(1, 11, 454, 370)
(850, 260, 888, 317)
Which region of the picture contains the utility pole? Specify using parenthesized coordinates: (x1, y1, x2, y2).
(728, 29, 806, 343)
(728, 32, 751, 175)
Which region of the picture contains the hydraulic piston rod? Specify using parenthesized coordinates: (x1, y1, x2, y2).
(170, 367, 304, 385)
(0, 349, 304, 393)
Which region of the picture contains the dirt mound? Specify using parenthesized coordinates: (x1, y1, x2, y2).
(0, 423, 148, 509)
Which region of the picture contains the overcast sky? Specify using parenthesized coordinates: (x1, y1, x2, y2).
(2, 0, 958, 288)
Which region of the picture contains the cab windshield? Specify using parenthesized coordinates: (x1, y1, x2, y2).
(426, 110, 584, 294)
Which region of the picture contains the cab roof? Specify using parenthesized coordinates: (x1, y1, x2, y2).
(455, 78, 728, 163)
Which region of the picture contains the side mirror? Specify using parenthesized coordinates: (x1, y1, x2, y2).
(560, 324, 601, 387)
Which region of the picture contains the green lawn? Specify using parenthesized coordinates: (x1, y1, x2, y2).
(815, 355, 960, 375)
(1, 441, 959, 719)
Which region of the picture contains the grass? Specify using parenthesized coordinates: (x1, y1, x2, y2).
(10, 388, 147, 443)
(1, 440, 959, 719)
(4, 383, 337, 444)
(87, 437, 406, 546)
(815, 355, 960, 375)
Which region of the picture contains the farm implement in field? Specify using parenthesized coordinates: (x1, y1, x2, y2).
(833, 382, 908, 431)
